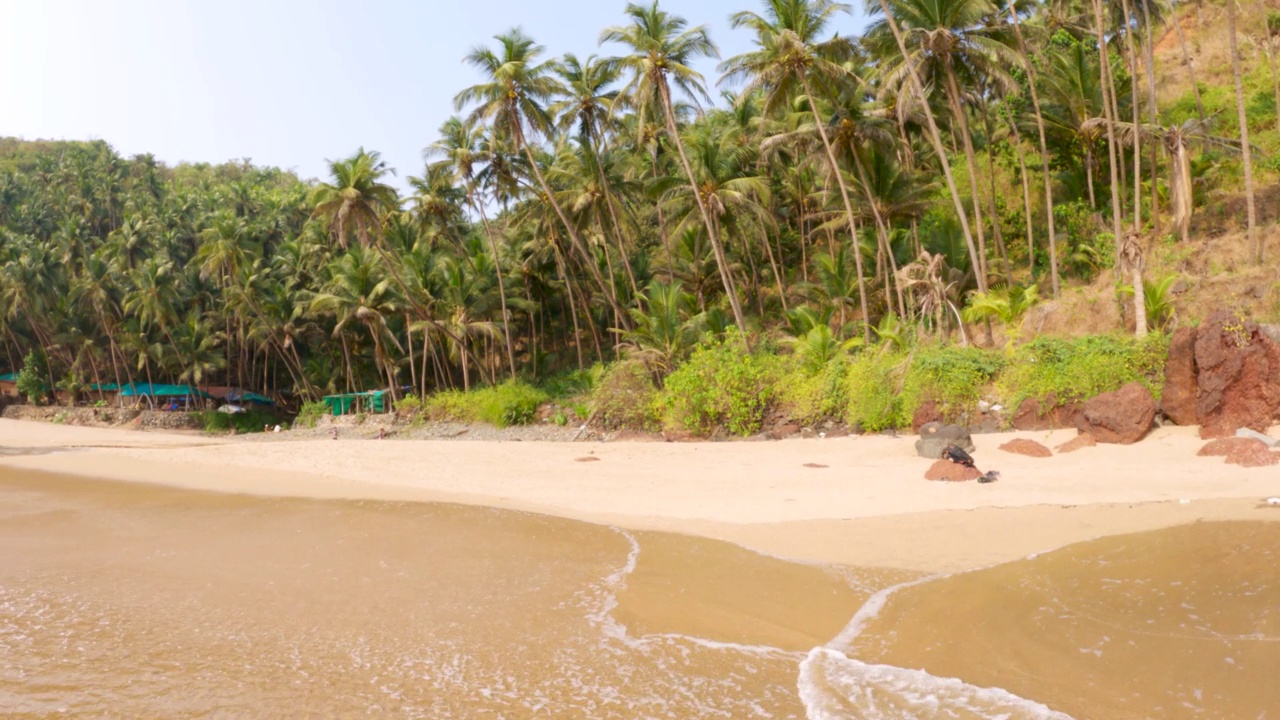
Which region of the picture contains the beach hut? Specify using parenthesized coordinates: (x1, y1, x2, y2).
(0, 372, 18, 398)
(118, 383, 214, 409)
(321, 390, 389, 416)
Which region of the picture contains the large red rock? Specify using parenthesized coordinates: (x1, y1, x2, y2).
(1161, 326, 1199, 426)
(1011, 393, 1083, 431)
(1075, 382, 1157, 445)
(1194, 311, 1280, 439)
(998, 439, 1053, 457)
(911, 401, 943, 432)
(924, 460, 984, 482)
(1197, 437, 1266, 457)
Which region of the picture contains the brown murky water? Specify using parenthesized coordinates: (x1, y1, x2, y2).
(2, 469, 1277, 719)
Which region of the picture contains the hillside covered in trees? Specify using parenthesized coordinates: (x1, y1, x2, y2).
(2, 0, 1278, 422)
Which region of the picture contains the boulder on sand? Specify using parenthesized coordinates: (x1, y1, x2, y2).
(1194, 311, 1280, 439)
(1075, 382, 1156, 445)
(1011, 393, 1083, 431)
(998, 439, 1052, 458)
(1197, 438, 1280, 468)
(1161, 326, 1199, 426)
(924, 459, 984, 482)
(914, 422, 974, 460)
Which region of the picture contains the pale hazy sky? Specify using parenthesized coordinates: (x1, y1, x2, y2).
(0, 0, 869, 187)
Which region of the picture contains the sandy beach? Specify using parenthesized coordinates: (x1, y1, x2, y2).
(1, 417, 1277, 572)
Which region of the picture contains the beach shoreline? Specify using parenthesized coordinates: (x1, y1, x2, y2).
(2, 417, 1276, 572)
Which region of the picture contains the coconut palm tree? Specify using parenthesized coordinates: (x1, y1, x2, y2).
(601, 2, 750, 335)
(308, 148, 401, 249)
(1225, 0, 1260, 263)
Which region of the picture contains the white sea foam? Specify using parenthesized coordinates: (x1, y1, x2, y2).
(800, 573, 1077, 719)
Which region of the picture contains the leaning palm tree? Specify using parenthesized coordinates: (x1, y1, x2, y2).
(600, 2, 749, 336)
(307, 148, 401, 249)
(720, 0, 872, 341)
(455, 29, 625, 321)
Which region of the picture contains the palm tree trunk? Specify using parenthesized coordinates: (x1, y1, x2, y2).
(875, 0, 985, 293)
(468, 193, 517, 380)
(656, 81, 749, 337)
(512, 123, 629, 326)
(1171, 4, 1207, 122)
(979, 100, 1013, 283)
(1092, 0, 1125, 247)
(849, 149, 906, 317)
(1139, 0, 1162, 235)
(1002, 103, 1036, 276)
(797, 78, 874, 343)
(1226, 0, 1261, 263)
(1085, 144, 1097, 209)
(589, 131, 641, 300)
(1121, 0, 1144, 232)
(944, 61, 992, 285)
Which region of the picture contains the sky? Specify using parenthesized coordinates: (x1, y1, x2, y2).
(1, 0, 870, 189)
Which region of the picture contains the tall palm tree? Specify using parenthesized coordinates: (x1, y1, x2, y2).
(455, 29, 626, 323)
(720, 0, 873, 342)
(601, 2, 750, 335)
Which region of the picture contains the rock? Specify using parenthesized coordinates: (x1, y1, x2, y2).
(998, 439, 1053, 458)
(1076, 382, 1157, 445)
(1161, 326, 1199, 426)
(1198, 437, 1267, 457)
(915, 422, 974, 460)
(911, 401, 942, 432)
(767, 423, 801, 440)
(1225, 442, 1280, 468)
(1056, 433, 1098, 454)
(1235, 428, 1279, 448)
(1194, 311, 1280, 439)
(574, 456, 601, 463)
(924, 459, 984, 482)
(1011, 393, 1083, 431)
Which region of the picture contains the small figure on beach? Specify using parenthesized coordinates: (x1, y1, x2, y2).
(331, 427, 338, 440)
(378, 428, 385, 440)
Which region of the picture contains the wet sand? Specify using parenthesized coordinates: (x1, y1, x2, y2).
(1, 418, 1277, 572)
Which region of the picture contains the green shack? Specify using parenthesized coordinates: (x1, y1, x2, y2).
(322, 390, 390, 416)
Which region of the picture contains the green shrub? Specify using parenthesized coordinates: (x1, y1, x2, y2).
(425, 381, 548, 428)
(777, 356, 848, 426)
(844, 350, 908, 432)
(394, 394, 423, 416)
(197, 409, 281, 434)
(16, 351, 48, 405)
(660, 334, 781, 437)
(295, 400, 328, 429)
(592, 360, 660, 431)
(898, 346, 1005, 426)
(997, 333, 1170, 414)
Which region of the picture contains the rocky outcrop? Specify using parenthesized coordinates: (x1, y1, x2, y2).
(1197, 437, 1265, 457)
(915, 422, 974, 459)
(1161, 326, 1199, 426)
(1011, 393, 1083, 431)
(1199, 437, 1280, 467)
(998, 439, 1053, 457)
(1056, 433, 1098, 454)
(1194, 311, 1280, 439)
(911, 401, 942, 432)
(924, 459, 984, 482)
(1075, 382, 1157, 445)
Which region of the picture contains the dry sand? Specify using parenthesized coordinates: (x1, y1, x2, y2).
(1, 418, 1277, 572)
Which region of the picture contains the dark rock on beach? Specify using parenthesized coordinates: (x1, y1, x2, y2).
(914, 422, 974, 460)
(1160, 326, 1199, 426)
(1076, 382, 1156, 445)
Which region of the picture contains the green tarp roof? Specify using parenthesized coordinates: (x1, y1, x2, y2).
(119, 383, 213, 398)
(0, 373, 16, 383)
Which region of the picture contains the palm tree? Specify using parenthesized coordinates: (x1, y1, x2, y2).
(1225, 0, 1260, 263)
(720, 0, 877, 342)
(455, 29, 626, 323)
(308, 148, 401, 249)
(601, 2, 750, 336)
(615, 281, 703, 374)
(308, 246, 405, 396)
(865, 0, 986, 293)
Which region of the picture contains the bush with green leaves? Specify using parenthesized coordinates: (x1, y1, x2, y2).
(997, 333, 1170, 414)
(198, 409, 282, 434)
(425, 381, 548, 428)
(294, 400, 328, 428)
(777, 356, 848, 427)
(591, 360, 660, 431)
(16, 351, 48, 405)
(843, 349, 908, 432)
(897, 346, 1005, 426)
(660, 334, 781, 437)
